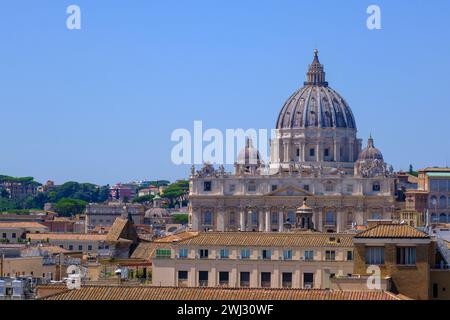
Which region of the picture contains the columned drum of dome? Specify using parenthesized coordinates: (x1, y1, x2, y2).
(271, 50, 362, 172)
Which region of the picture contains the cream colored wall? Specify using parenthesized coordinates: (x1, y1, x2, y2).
(152, 246, 353, 289)
(1, 256, 44, 277)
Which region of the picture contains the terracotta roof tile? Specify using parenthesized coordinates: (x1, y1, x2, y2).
(0, 222, 48, 229)
(355, 224, 429, 239)
(173, 232, 353, 247)
(41, 286, 403, 300)
(28, 233, 107, 241)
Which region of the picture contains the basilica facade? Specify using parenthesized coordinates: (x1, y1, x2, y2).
(188, 50, 397, 233)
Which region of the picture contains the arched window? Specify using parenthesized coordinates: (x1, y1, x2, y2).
(203, 211, 212, 226)
(430, 196, 438, 207)
(431, 213, 438, 223)
(372, 182, 381, 192)
(439, 196, 447, 209)
(439, 213, 447, 223)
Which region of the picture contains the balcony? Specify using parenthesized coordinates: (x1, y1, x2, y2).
(219, 281, 229, 287)
(240, 281, 250, 288)
(261, 281, 271, 288)
(324, 221, 336, 227)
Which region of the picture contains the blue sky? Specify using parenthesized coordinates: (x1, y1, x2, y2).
(0, 0, 449, 185)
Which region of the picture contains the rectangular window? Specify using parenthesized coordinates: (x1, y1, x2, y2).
(78, 245, 83, 251)
(365, 247, 385, 264)
(396, 247, 416, 265)
(325, 250, 336, 261)
(324, 148, 329, 157)
(178, 270, 188, 280)
(12, 233, 16, 239)
(309, 148, 315, 157)
(240, 272, 250, 287)
(203, 181, 212, 192)
(303, 185, 310, 191)
(199, 271, 208, 287)
(248, 183, 256, 192)
(229, 184, 236, 193)
(2, 233, 6, 239)
(271, 185, 278, 192)
(179, 248, 188, 258)
(220, 249, 229, 259)
(296, 148, 300, 157)
(219, 272, 229, 286)
(303, 273, 314, 288)
(199, 249, 209, 259)
(88, 245, 92, 251)
(282, 272, 293, 288)
(68, 245, 74, 251)
(178, 270, 188, 287)
(283, 250, 292, 260)
(271, 212, 278, 224)
(347, 251, 353, 261)
(229, 212, 236, 225)
(304, 250, 314, 261)
(261, 272, 271, 288)
(240, 249, 250, 259)
(346, 184, 354, 193)
(262, 249, 272, 260)
(156, 249, 171, 258)
(251, 212, 258, 225)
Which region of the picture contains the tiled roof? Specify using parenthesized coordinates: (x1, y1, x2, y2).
(131, 242, 165, 261)
(106, 218, 128, 242)
(355, 224, 429, 239)
(28, 233, 107, 241)
(172, 232, 353, 247)
(154, 232, 199, 243)
(41, 286, 402, 300)
(0, 222, 48, 229)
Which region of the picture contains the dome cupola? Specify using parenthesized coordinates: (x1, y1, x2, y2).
(276, 49, 356, 130)
(358, 135, 383, 161)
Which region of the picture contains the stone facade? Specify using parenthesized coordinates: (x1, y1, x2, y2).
(189, 50, 396, 233)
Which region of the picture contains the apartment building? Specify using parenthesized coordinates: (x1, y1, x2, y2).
(0, 222, 49, 244)
(151, 232, 354, 289)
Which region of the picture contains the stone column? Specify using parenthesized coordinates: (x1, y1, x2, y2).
(217, 208, 225, 232)
(318, 208, 323, 232)
(191, 207, 200, 231)
(265, 208, 271, 232)
(239, 208, 246, 231)
(316, 143, 321, 162)
(336, 210, 342, 233)
(333, 139, 338, 162)
(301, 142, 306, 162)
(258, 209, 264, 232)
(278, 210, 284, 232)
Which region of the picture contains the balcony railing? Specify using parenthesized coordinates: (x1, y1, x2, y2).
(199, 280, 208, 287)
(261, 281, 271, 288)
(240, 281, 250, 288)
(219, 281, 229, 287)
(282, 282, 292, 288)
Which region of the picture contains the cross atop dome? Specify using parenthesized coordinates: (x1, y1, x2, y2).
(304, 49, 328, 87)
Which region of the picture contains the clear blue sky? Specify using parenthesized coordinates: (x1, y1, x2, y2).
(0, 0, 449, 185)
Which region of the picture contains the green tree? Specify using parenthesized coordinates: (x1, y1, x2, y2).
(132, 194, 155, 204)
(172, 213, 189, 224)
(55, 198, 87, 217)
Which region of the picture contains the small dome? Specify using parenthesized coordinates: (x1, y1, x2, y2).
(358, 135, 383, 161)
(237, 138, 261, 166)
(145, 207, 170, 219)
(276, 49, 356, 130)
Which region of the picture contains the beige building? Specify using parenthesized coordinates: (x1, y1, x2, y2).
(151, 231, 354, 289)
(84, 202, 144, 232)
(27, 233, 109, 255)
(189, 50, 396, 233)
(0, 222, 49, 244)
(353, 223, 433, 300)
